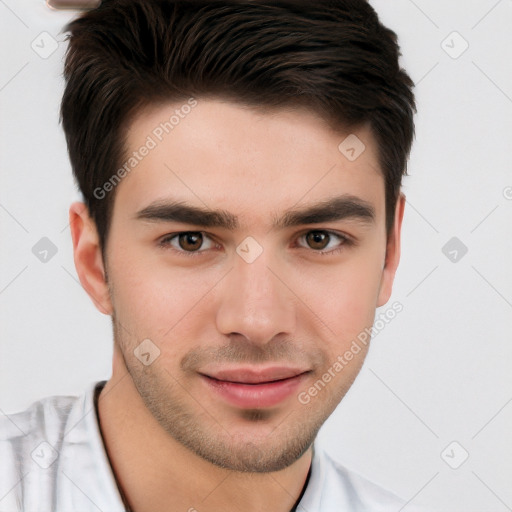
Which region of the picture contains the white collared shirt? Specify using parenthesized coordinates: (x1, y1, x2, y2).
(0, 381, 426, 511)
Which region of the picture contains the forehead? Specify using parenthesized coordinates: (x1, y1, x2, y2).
(114, 98, 384, 227)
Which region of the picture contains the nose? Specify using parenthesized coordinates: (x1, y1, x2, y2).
(215, 247, 296, 346)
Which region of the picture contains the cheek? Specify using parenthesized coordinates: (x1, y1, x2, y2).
(293, 253, 384, 341)
(108, 246, 219, 342)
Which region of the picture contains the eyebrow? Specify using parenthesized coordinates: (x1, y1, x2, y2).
(134, 194, 376, 230)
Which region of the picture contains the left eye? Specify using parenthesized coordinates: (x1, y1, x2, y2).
(296, 230, 350, 253)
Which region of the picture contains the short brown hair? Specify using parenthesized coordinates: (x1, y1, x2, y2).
(61, 0, 416, 255)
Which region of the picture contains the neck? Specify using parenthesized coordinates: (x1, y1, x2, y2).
(97, 350, 313, 512)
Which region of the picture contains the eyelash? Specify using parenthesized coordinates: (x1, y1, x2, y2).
(157, 230, 354, 258)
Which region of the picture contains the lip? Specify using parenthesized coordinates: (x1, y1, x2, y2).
(202, 366, 309, 384)
(199, 366, 310, 409)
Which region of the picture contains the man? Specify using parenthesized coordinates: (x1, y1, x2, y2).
(0, 1, 421, 510)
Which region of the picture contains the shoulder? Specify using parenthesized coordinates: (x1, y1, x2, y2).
(299, 444, 430, 512)
(0, 382, 123, 512)
(0, 390, 81, 473)
(1, 392, 80, 440)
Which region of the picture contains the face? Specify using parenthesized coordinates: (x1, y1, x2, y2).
(85, 98, 402, 473)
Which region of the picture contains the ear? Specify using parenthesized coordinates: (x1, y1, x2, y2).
(377, 193, 406, 307)
(69, 201, 113, 315)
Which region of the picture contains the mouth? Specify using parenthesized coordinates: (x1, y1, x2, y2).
(198, 366, 310, 409)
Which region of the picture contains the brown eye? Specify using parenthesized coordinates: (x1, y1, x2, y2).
(177, 232, 203, 251)
(158, 231, 218, 257)
(297, 230, 351, 255)
(305, 231, 330, 250)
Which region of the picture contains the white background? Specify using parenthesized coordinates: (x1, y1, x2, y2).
(1, 1, 511, 510)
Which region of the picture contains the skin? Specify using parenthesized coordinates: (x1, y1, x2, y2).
(69, 98, 405, 512)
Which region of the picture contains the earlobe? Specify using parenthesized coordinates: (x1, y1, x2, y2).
(69, 201, 113, 315)
(377, 193, 406, 307)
